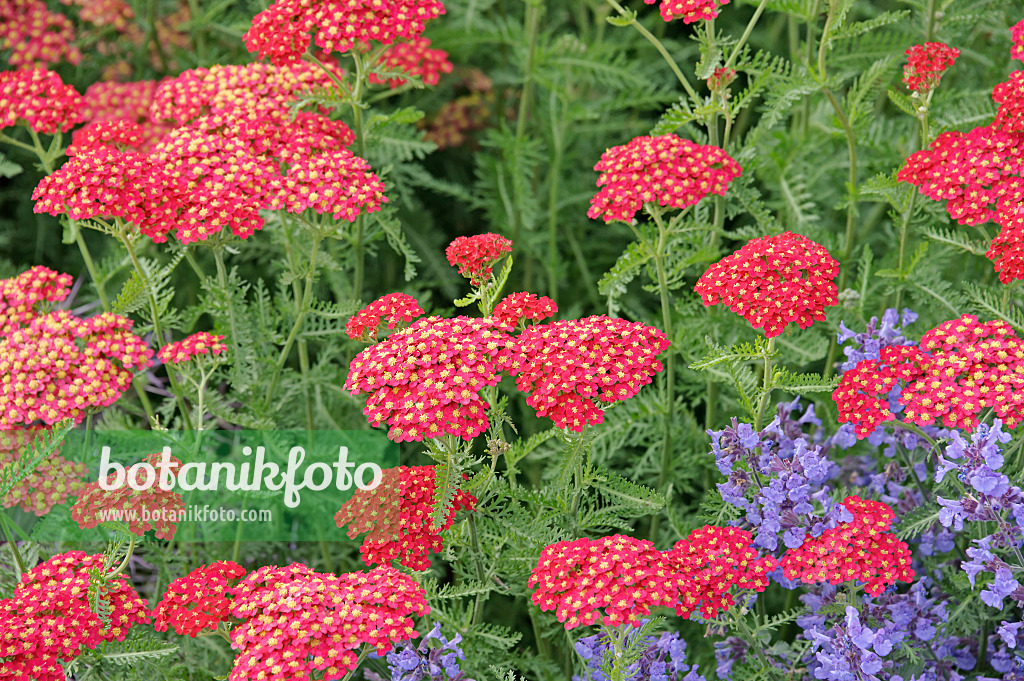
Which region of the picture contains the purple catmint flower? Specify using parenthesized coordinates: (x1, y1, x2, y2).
(573, 628, 706, 681)
(367, 623, 474, 681)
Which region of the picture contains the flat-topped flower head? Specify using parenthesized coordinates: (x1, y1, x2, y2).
(528, 534, 686, 630)
(0, 310, 153, 427)
(345, 316, 515, 441)
(903, 42, 960, 92)
(0, 266, 72, 336)
(667, 525, 778, 620)
(0, 69, 84, 134)
(993, 70, 1024, 134)
(158, 332, 227, 364)
(0, 427, 86, 516)
(71, 452, 185, 539)
(510, 316, 669, 432)
(694, 232, 839, 338)
(154, 561, 246, 637)
(490, 292, 557, 329)
(270, 149, 388, 222)
(588, 134, 741, 223)
(0, 0, 81, 68)
(228, 563, 428, 680)
(644, 0, 729, 24)
(370, 37, 453, 88)
(1012, 18, 1024, 61)
(334, 465, 476, 570)
(446, 233, 513, 285)
(244, 0, 446, 65)
(780, 496, 914, 597)
(0, 551, 150, 681)
(346, 292, 425, 341)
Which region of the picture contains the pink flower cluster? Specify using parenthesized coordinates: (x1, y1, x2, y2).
(0, 266, 71, 336)
(491, 291, 557, 328)
(446, 232, 513, 284)
(244, 0, 446, 65)
(1013, 17, 1024, 62)
(346, 292, 425, 341)
(71, 451, 185, 539)
(345, 316, 515, 441)
(588, 134, 741, 223)
(0, 427, 86, 516)
(0, 552, 150, 681)
(510, 316, 669, 432)
(158, 332, 227, 364)
(902, 42, 960, 92)
(370, 37, 453, 88)
(0, 69, 84, 134)
(644, 0, 729, 23)
(335, 465, 476, 570)
(77, 79, 170, 149)
(694, 231, 840, 338)
(228, 564, 429, 680)
(153, 561, 246, 637)
(0, 0, 81, 68)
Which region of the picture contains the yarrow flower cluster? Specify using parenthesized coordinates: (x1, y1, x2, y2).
(244, 0, 446, 65)
(0, 68, 84, 134)
(153, 561, 246, 637)
(367, 622, 474, 681)
(0, 266, 71, 336)
(587, 134, 741, 223)
(370, 38, 453, 88)
(509, 316, 668, 432)
(490, 291, 557, 328)
(345, 316, 515, 441)
(228, 563, 429, 680)
(667, 525, 778, 620)
(780, 495, 915, 597)
(1013, 18, 1024, 62)
(0, 427, 86, 516)
(0, 551, 150, 681)
(446, 233, 513, 285)
(529, 534, 686, 630)
(71, 451, 185, 539)
(334, 465, 476, 570)
(0, 0, 81, 68)
(574, 628, 707, 681)
(694, 232, 839, 338)
(0, 303, 153, 426)
(157, 332, 226, 364)
(834, 314, 1024, 436)
(902, 42, 960, 92)
(346, 292, 426, 341)
(643, 0, 729, 24)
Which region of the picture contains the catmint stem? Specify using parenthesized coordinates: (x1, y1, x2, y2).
(604, 0, 701, 103)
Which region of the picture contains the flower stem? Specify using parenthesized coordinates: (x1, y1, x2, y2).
(723, 0, 771, 70)
(753, 336, 776, 431)
(648, 207, 675, 541)
(468, 513, 488, 625)
(0, 512, 25, 577)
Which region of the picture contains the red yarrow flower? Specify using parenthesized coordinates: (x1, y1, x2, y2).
(694, 232, 839, 338)
(1012, 18, 1024, 62)
(0, 0, 81, 68)
(0, 310, 153, 427)
(644, 0, 729, 23)
(228, 563, 429, 680)
(334, 465, 476, 570)
(0, 266, 72, 336)
(157, 332, 227, 364)
(244, 0, 446, 65)
(0, 427, 86, 516)
(0, 551, 150, 681)
(993, 70, 1024, 134)
(490, 292, 557, 329)
(509, 316, 669, 432)
(369, 37, 453, 88)
(902, 42, 960, 92)
(528, 534, 686, 630)
(153, 561, 246, 637)
(345, 316, 515, 441)
(780, 496, 914, 597)
(446, 233, 513, 285)
(588, 134, 741, 223)
(667, 525, 778, 620)
(835, 315, 1024, 437)
(269, 149, 388, 222)
(71, 451, 185, 540)
(0, 69, 84, 134)
(345, 292, 425, 341)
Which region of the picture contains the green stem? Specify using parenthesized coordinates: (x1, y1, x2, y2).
(605, 0, 700, 103)
(108, 536, 136, 577)
(546, 91, 565, 300)
(753, 336, 776, 431)
(924, 0, 937, 41)
(723, 0, 771, 70)
(282, 217, 316, 430)
(0, 131, 41, 156)
(648, 208, 675, 541)
(0, 513, 25, 576)
(468, 514, 488, 625)
(606, 626, 628, 681)
(351, 53, 368, 301)
(894, 191, 917, 310)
